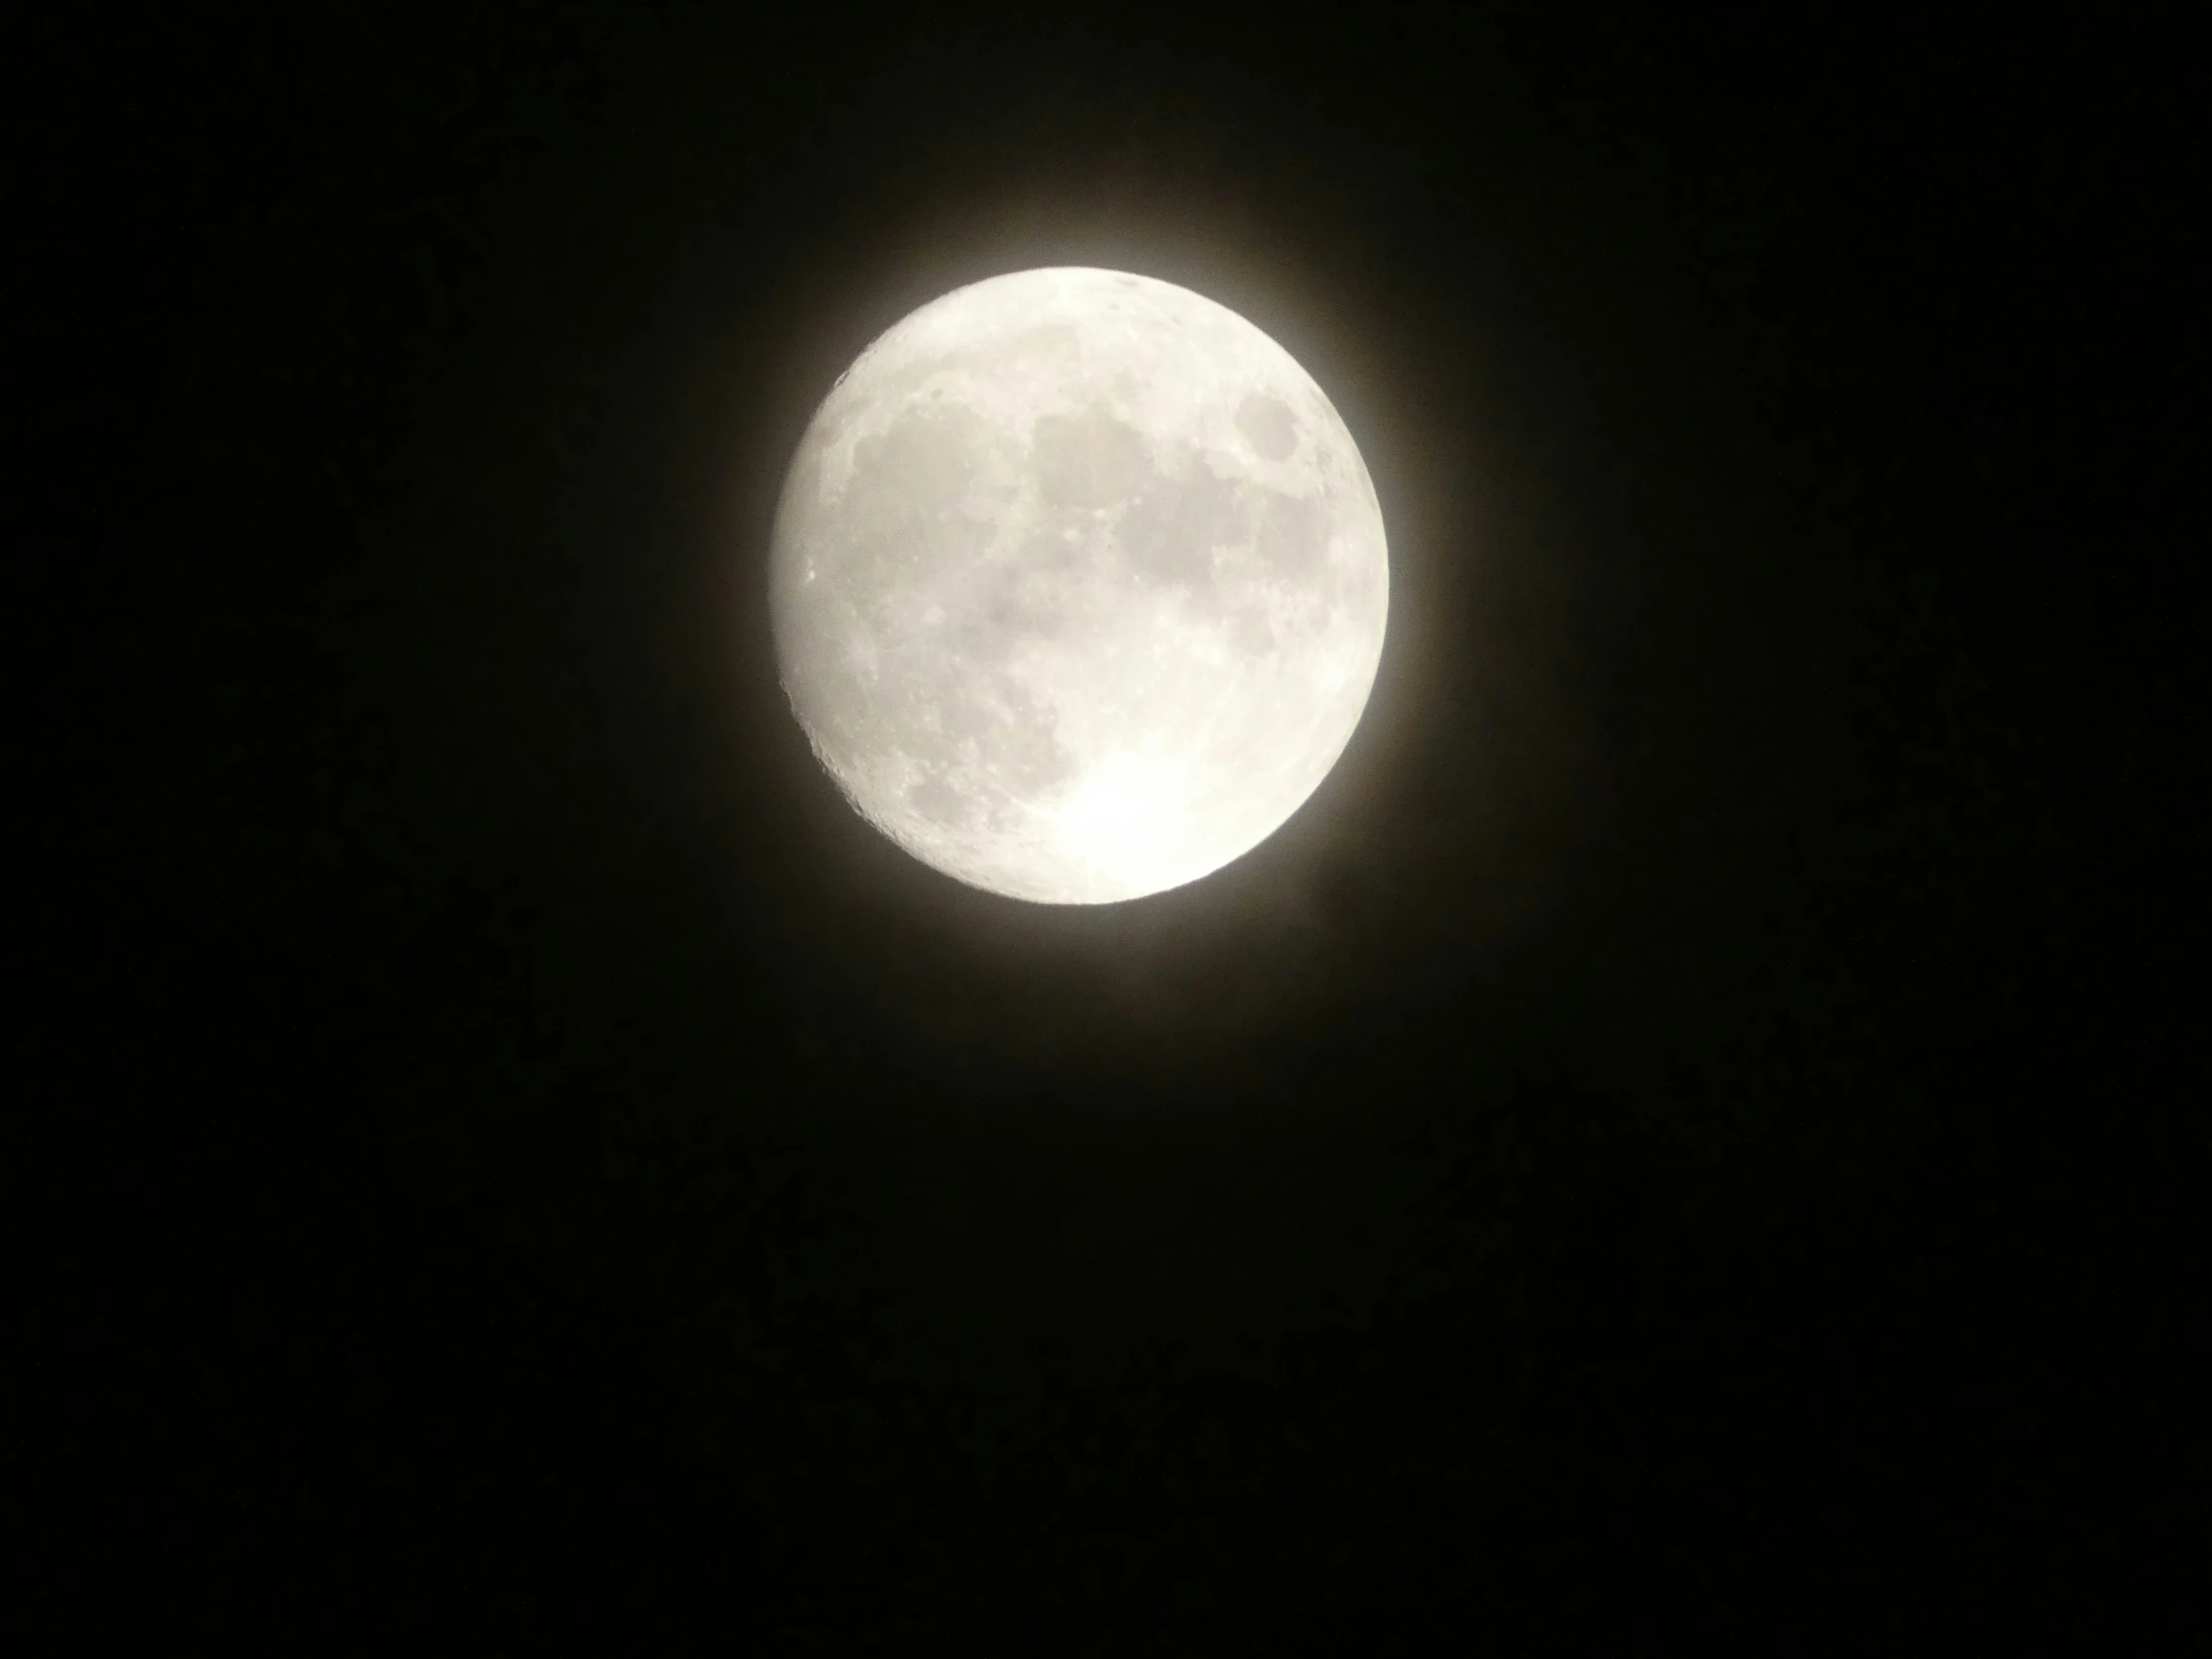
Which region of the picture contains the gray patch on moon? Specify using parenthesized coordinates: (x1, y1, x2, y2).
(1115, 450, 1244, 591)
(1235, 393, 1299, 461)
(1254, 489, 1328, 583)
(1032, 405, 1153, 511)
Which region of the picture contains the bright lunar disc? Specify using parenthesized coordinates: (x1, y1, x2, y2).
(771, 267, 1388, 903)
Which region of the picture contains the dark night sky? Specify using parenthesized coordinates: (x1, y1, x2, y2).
(30, 3, 2191, 1642)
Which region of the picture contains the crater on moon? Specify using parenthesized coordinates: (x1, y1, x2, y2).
(770, 267, 1388, 904)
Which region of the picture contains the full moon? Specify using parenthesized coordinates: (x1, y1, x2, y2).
(770, 268, 1388, 903)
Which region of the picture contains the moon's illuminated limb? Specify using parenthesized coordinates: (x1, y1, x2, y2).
(770, 267, 1387, 904)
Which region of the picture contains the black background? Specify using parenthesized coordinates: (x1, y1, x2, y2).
(32, 2, 2191, 1643)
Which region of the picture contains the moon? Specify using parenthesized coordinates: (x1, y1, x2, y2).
(770, 268, 1388, 904)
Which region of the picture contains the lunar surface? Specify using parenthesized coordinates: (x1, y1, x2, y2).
(770, 268, 1388, 903)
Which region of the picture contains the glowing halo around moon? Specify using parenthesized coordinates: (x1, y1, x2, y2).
(770, 267, 1388, 904)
